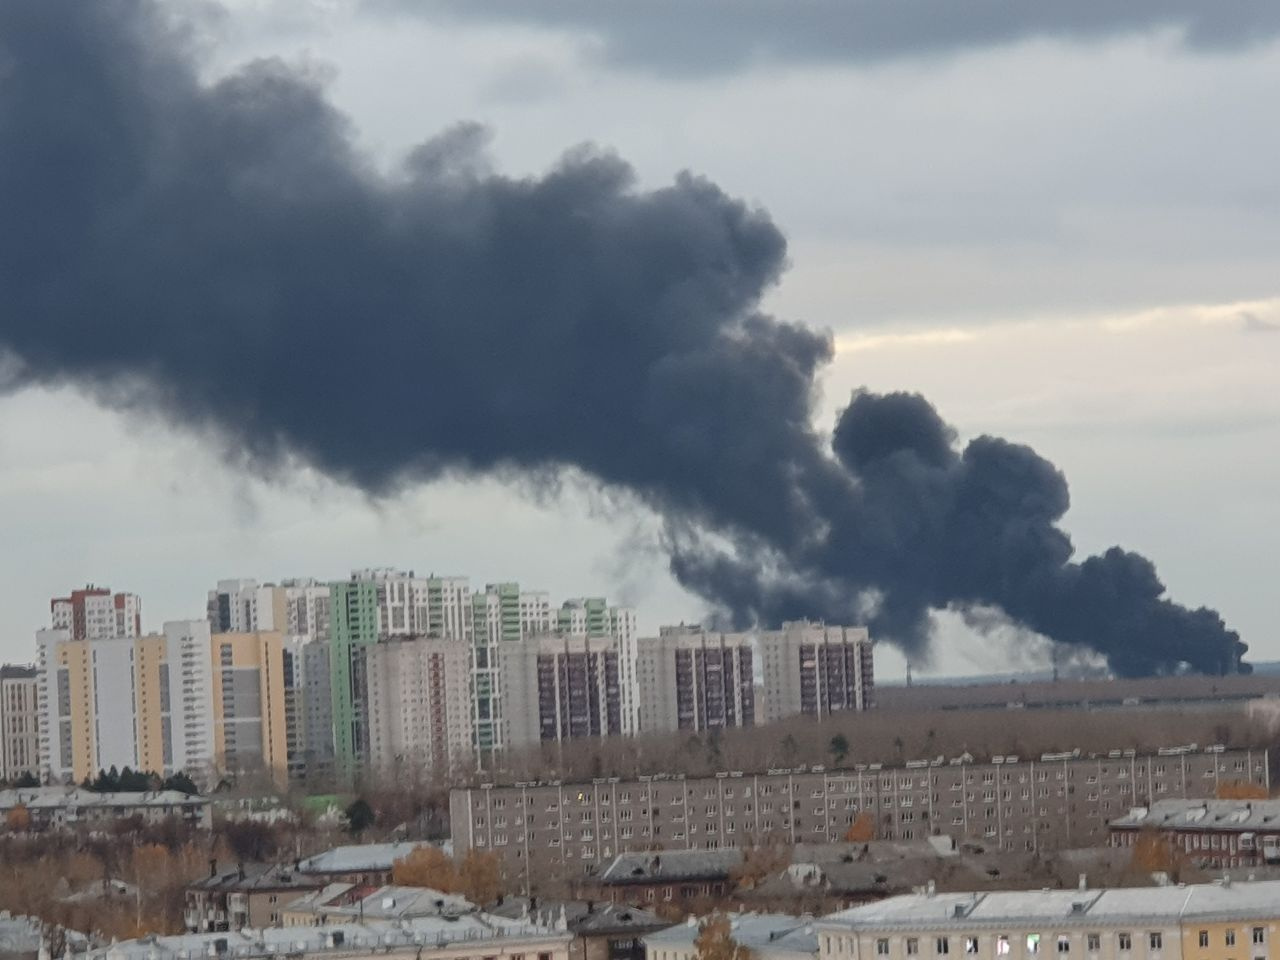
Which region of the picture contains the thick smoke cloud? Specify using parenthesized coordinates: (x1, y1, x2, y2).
(388, 1, 1280, 75)
(0, 0, 1247, 676)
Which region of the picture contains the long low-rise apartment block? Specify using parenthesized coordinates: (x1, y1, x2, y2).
(0, 786, 211, 830)
(451, 745, 1268, 889)
(814, 878, 1280, 960)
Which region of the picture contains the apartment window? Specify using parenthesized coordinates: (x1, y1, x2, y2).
(966, 938, 979, 954)
(1087, 935, 1100, 953)
(878, 940, 890, 956)
(907, 940, 919, 956)
(1148, 933, 1162, 951)
(1057, 937, 1070, 954)
(997, 937, 1010, 956)
(1118, 934, 1131, 952)
(1200, 933, 1210, 949)
(936, 938, 949, 955)
(1253, 929, 1265, 946)
(1028, 935, 1041, 954)
(1226, 931, 1237, 947)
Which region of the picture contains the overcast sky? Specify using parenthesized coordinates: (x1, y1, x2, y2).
(0, 1, 1276, 676)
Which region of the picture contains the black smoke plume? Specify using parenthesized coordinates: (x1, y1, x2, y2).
(0, 0, 1246, 676)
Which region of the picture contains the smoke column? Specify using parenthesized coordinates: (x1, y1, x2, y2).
(0, 0, 1247, 676)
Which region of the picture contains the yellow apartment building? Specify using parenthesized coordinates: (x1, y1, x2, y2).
(36, 621, 216, 784)
(209, 631, 289, 786)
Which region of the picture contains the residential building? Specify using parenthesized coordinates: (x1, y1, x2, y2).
(1109, 798, 1280, 868)
(635, 627, 755, 734)
(328, 570, 475, 775)
(490, 899, 667, 960)
(0, 666, 39, 781)
(813, 878, 1280, 960)
(584, 849, 743, 908)
(557, 600, 640, 735)
(645, 911, 818, 960)
(328, 575, 383, 774)
(0, 786, 211, 829)
(363, 635, 473, 778)
(472, 582, 552, 755)
(207, 579, 331, 640)
(51, 585, 141, 641)
(36, 619, 215, 783)
(296, 842, 447, 885)
(758, 622, 873, 723)
(185, 862, 324, 932)
(209, 632, 290, 784)
(281, 884, 473, 927)
(283, 636, 334, 781)
(79, 915, 572, 960)
(499, 635, 622, 751)
(450, 745, 1268, 882)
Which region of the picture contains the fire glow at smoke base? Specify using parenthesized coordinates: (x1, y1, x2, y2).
(0, 0, 1247, 677)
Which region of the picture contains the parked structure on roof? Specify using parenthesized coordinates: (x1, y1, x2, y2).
(1109, 798, 1280, 869)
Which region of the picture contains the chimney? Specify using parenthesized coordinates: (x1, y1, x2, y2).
(1078, 874, 1087, 892)
(926, 880, 936, 898)
(209, 859, 218, 879)
(587, 900, 595, 914)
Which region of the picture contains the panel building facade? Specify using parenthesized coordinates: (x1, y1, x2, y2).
(451, 745, 1268, 888)
(635, 627, 755, 734)
(499, 635, 622, 751)
(758, 621, 874, 722)
(363, 635, 473, 778)
(0, 665, 39, 780)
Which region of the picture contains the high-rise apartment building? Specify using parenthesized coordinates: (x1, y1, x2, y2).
(470, 582, 554, 755)
(557, 600, 639, 734)
(758, 621, 873, 723)
(499, 634, 622, 751)
(51, 586, 141, 641)
(282, 636, 334, 781)
(36, 618, 215, 783)
(363, 635, 472, 778)
(0, 665, 39, 781)
(327, 569, 474, 774)
(636, 627, 755, 733)
(207, 579, 330, 640)
(209, 631, 290, 785)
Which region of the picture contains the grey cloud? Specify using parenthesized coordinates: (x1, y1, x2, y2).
(1241, 311, 1280, 332)
(379, 1, 1280, 74)
(0, 0, 1248, 676)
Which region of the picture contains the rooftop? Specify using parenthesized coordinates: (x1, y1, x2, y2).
(645, 913, 818, 960)
(285, 885, 474, 920)
(1111, 798, 1280, 833)
(0, 788, 206, 810)
(87, 914, 568, 960)
(488, 899, 666, 935)
(595, 849, 742, 885)
(818, 879, 1280, 931)
(296, 843, 435, 875)
(189, 863, 323, 894)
